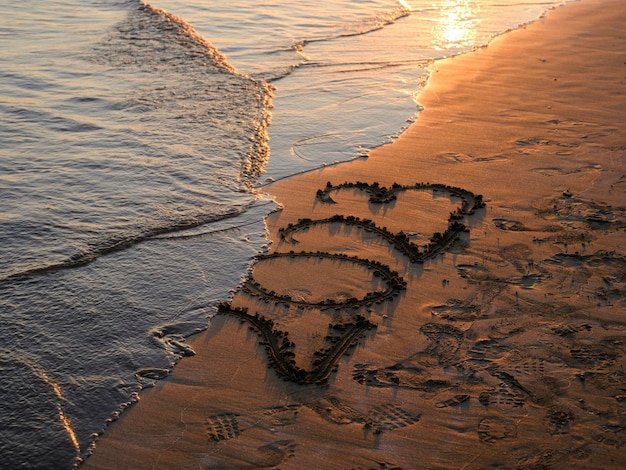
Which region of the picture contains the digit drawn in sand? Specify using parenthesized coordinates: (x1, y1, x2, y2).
(243, 251, 406, 309)
(279, 216, 425, 263)
(220, 304, 376, 384)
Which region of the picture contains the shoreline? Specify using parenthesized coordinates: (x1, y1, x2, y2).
(83, 0, 626, 467)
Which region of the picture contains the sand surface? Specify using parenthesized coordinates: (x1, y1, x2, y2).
(83, 0, 626, 468)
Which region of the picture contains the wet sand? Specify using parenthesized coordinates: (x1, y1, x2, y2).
(83, 0, 626, 468)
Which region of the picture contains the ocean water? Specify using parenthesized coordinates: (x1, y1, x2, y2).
(0, 0, 568, 467)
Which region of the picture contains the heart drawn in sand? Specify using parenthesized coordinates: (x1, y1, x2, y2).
(293, 181, 484, 262)
(220, 182, 485, 385)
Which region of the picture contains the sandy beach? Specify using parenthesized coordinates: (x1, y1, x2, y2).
(83, 0, 626, 468)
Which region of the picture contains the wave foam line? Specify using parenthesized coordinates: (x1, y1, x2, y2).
(293, 5, 411, 51)
(134, 0, 237, 74)
(119, 0, 273, 184)
(1, 208, 248, 284)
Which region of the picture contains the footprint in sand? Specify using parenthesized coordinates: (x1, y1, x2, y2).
(533, 194, 625, 229)
(479, 385, 525, 408)
(206, 405, 301, 444)
(305, 396, 370, 427)
(510, 357, 546, 376)
(420, 323, 464, 365)
(352, 362, 450, 393)
(305, 396, 421, 434)
(468, 338, 512, 361)
(568, 341, 622, 370)
(551, 322, 592, 337)
(257, 404, 301, 427)
(201, 439, 297, 469)
(206, 413, 241, 442)
(368, 404, 421, 432)
(514, 448, 556, 469)
(544, 406, 574, 435)
(592, 426, 624, 448)
(429, 299, 482, 321)
(477, 417, 518, 443)
(435, 394, 470, 408)
(576, 370, 626, 396)
(254, 439, 297, 467)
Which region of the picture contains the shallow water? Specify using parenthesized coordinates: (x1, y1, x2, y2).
(155, 0, 570, 180)
(0, 0, 569, 467)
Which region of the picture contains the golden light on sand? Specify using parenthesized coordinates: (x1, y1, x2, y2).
(433, 0, 478, 49)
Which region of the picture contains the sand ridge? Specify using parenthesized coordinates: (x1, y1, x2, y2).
(83, 0, 626, 468)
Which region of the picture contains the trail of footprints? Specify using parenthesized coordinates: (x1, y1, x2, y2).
(206, 399, 421, 443)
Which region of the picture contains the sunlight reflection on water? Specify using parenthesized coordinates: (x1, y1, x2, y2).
(433, 0, 479, 49)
